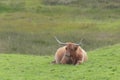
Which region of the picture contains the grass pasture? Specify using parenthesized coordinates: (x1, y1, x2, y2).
(0, 44, 120, 80)
(0, 0, 120, 80)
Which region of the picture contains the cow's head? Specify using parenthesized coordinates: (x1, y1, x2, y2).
(65, 42, 79, 57)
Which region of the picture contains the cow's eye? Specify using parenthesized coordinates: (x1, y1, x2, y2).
(65, 47, 67, 50)
(74, 46, 78, 51)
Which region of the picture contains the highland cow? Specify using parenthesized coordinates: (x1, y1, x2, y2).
(52, 37, 88, 65)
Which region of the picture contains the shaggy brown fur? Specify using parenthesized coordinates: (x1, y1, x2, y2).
(52, 42, 88, 65)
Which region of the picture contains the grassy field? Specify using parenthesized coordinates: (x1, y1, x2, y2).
(0, 0, 120, 55)
(0, 1, 119, 80)
(0, 44, 120, 80)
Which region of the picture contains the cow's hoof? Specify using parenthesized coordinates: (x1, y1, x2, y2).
(51, 60, 56, 64)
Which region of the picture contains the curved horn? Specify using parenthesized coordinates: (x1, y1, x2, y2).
(54, 36, 67, 45)
(75, 39, 83, 46)
(75, 43, 80, 46)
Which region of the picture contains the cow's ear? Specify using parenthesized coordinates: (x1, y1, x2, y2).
(74, 46, 78, 51)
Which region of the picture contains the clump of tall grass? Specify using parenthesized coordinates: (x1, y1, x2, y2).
(43, 0, 78, 5)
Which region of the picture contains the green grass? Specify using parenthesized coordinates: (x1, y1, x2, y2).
(0, 44, 120, 80)
(0, 1, 119, 79)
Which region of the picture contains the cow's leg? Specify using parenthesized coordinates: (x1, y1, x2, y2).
(60, 57, 67, 64)
(51, 60, 56, 64)
(60, 55, 69, 64)
(75, 60, 83, 65)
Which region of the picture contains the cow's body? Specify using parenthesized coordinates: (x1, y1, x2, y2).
(53, 42, 88, 65)
(55, 46, 72, 64)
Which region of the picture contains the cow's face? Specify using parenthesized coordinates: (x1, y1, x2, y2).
(65, 42, 78, 57)
(60, 42, 78, 64)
